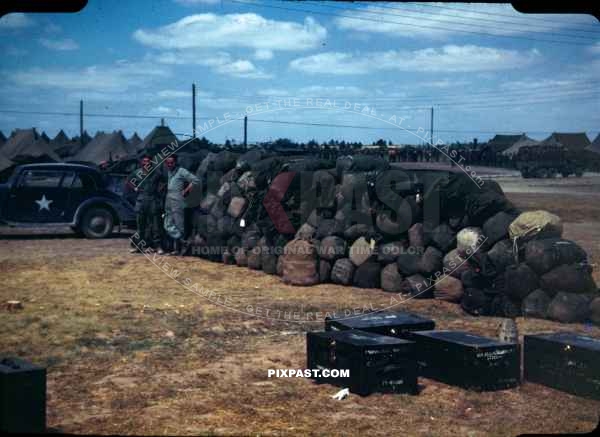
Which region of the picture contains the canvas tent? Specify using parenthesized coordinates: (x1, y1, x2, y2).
(0, 150, 14, 180)
(137, 125, 178, 155)
(74, 130, 135, 163)
(49, 129, 82, 158)
(485, 133, 531, 154)
(478, 133, 533, 165)
(502, 138, 541, 157)
(585, 133, 600, 155)
(72, 130, 92, 148)
(128, 132, 142, 150)
(1, 128, 60, 163)
(50, 130, 70, 151)
(544, 132, 591, 151)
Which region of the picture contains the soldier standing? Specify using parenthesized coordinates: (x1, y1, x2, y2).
(164, 154, 200, 255)
(128, 154, 165, 254)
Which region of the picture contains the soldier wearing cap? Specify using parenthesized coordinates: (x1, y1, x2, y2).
(127, 154, 165, 254)
(164, 154, 200, 255)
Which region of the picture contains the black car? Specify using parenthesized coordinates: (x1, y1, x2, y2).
(0, 163, 136, 238)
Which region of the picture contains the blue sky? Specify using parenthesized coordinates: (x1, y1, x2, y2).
(0, 0, 599, 145)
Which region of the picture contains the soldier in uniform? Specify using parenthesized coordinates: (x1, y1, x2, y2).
(164, 154, 200, 256)
(127, 154, 165, 254)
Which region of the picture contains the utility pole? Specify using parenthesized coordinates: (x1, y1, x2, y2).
(244, 115, 248, 149)
(79, 99, 83, 147)
(430, 106, 434, 146)
(192, 83, 196, 137)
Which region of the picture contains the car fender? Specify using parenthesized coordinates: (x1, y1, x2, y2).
(74, 197, 131, 226)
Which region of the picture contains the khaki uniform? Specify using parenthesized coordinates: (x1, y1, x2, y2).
(128, 167, 165, 249)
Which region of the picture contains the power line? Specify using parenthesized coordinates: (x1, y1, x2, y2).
(238, 118, 598, 135)
(0, 109, 218, 121)
(207, 89, 600, 111)
(428, 93, 600, 110)
(303, 0, 599, 41)
(226, 0, 591, 46)
(401, 2, 600, 28)
(217, 84, 600, 105)
(352, 1, 600, 36)
(241, 89, 600, 110)
(1, 86, 598, 123)
(370, 90, 600, 109)
(1, 90, 598, 122)
(2, 108, 597, 138)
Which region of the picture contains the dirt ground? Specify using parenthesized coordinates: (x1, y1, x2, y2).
(1, 175, 600, 436)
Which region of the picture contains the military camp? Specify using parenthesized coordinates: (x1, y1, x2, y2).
(1, 1, 600, 436)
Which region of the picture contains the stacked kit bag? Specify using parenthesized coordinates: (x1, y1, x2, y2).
(186, 152, 599, 325)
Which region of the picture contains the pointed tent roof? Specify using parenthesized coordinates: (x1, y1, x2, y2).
(128, 132, 142, 150)
(486, 133, 531, 153)
(50, 129, 71, 151)
(72, 130, 92, 146)
(74, 130, 134, 163)
(502, 138, 541, 156)
(0, 150, 14, 174)
(138, 125, 177, 153)
(40, 131, 50, 143)
(1, 128, 60, 162)
(544, 132, 591, 151)
(586, 133, 600, 154)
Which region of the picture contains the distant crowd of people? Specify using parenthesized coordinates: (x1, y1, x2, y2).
(315, 146, 517, 168)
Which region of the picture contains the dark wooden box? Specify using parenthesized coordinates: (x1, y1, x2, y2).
(409, 330, 520, 391)
(306, 330, 418, 396)
(524, 332, 600, 400)
(324, 310, 435, 339)
(0, 357, 46, 434)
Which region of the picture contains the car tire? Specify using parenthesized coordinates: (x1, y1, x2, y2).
(80, 207, 114, 239)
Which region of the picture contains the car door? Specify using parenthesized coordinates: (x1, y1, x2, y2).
(4, 169, 69, 223)
(65, 171, 99, 220)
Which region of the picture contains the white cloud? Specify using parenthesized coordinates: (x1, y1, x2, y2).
(214, 59, 271, 79)
(44, 23, 62, 33)
(334, 3, 598, 39)
(297, 85, 366, 97)
(153, 49, 270, 79)
(589, 42, 600, 55)
(0, 13, 34, 30)
(10, 60, 171, 92)
(39, 38, 79, 51)
(257, 88, 290, 97)
(154, 50, 232, 66)
(5, 46, 27, 57)
(417, 79, 471, 88)
(174, 0, 220, 4)
(290, 46, 542, 75)
(253, 49, 273, 60)
(158, 90, 192, 98)
(158, 89, 213, 99)
(499, 78, 578, 91)
(133, 13, 326, 52)
(150, 106, 187, 116)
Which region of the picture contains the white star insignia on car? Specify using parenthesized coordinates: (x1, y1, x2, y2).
(35, 195, 53, 211)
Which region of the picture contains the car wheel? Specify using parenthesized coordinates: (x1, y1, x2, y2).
(81, 207, 114, 238)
